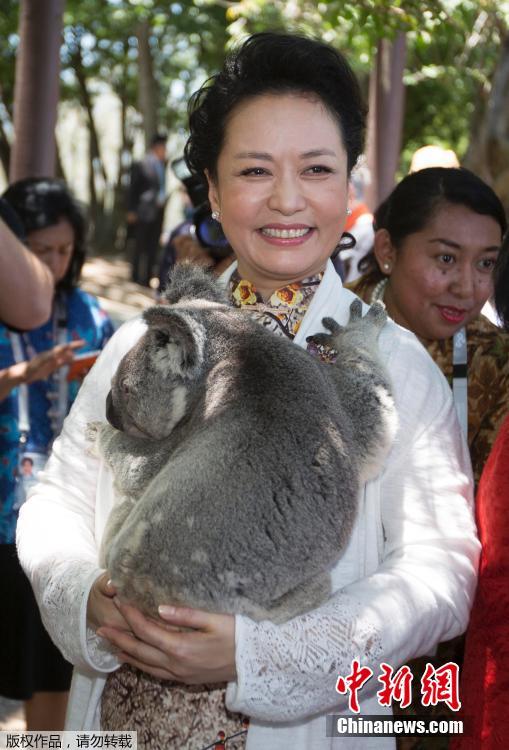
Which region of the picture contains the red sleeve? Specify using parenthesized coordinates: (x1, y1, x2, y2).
(452, 415, 509, 749)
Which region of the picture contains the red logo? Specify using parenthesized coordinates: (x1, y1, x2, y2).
(335, 661, 461, 712)
(335, 659, 374, 713)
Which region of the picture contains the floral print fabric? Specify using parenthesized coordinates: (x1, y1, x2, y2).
(229, 270, 322, 339)
(101, 666, 248, 750)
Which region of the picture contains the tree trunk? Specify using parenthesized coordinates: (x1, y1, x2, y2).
(365, 33, 407, 210)
(68, 34, 108, 224)
(55, 138, 67, 183)
(10, 0, 64, 181)
(71, 45, 108, 185)
(137, 18, 159, 148)
(464, 33, 509, 213)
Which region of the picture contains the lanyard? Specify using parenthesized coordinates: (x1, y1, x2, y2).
(9, 333, 30, 436)
(452, 327, 468, 438)
(9, 298, 69, 442)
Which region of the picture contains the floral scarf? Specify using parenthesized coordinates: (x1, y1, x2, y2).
(229, 271, 322, 339)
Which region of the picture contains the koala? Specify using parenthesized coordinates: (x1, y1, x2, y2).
(88, 264, 397, 623)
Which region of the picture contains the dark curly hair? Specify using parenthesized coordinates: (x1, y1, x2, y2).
(184, 32, 367, 182)
(2, 177, 87, 291)
(358, 167, 507, 277)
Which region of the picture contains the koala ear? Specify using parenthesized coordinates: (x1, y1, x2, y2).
(143, 306, 206, 378)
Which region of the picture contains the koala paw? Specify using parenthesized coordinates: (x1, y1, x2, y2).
(308, 300, 388, 352)
(343, 298, 387, 331)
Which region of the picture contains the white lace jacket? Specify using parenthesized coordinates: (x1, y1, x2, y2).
(17, 262, 479, 749)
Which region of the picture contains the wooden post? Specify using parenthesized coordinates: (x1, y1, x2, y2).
(137, 18, 159, 149)
(365, 33, 407, 210)
(10, 0, 65, 182)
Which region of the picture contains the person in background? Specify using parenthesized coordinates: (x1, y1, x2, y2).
(350, 167, 509, 485)
(127, 133, 168, 287)
(0, 178, 114, 731)
(17, 34, 478, 749)
(451, 243, 509, 750)
(157, 158, 235, 294)
(0, 201, 53, 330)
(339, 161, 374, 283)
(406, 146, 505, 331)
(409, 144, 460, 173)
(350, 167, 507, 750)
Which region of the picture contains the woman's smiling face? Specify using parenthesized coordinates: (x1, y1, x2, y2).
(377, 202, 502, 341)
(207, 93, 349, 295)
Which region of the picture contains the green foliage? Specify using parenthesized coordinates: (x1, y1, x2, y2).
(1, 0, 507, 243)
(1, 0, 505, 161)
(226, 0, 507, 174)
(0, 0, 19, 122)
(400, 1, 506, 171)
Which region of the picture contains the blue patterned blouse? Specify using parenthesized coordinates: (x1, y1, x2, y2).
(0, 288, 114, 544)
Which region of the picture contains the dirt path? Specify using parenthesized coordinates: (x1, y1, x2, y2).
(80, 255, 157, 327)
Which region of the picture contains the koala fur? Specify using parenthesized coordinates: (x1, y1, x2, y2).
(89, 264, 397, 623)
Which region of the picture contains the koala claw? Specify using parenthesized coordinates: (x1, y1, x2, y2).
(322, 317, 342, 336)
(348, 298, 363, 321)
(364, 300, 388, 330)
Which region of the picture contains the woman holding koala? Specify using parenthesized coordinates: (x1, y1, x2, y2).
(17, 33, 478, 749)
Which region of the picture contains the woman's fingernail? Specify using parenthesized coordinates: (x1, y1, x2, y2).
(159, 605, 176, 617)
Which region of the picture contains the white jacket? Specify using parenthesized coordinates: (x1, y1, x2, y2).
(17, 261, 479, 749)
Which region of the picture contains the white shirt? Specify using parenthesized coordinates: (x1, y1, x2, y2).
(17, 261, 479, 749)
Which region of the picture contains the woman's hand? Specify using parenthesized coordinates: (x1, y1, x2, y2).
(23, 339, 85, 384)
(87, 573, 132, 633)
(0, 340, 85, 401)
(96, 601, 237, 684)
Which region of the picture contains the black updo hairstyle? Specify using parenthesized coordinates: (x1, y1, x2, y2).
(184, 32, 367, 182)
(2, 177, 87, 291)
(358, 167, 507, 277)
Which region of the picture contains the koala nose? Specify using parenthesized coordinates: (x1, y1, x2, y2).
(106, 391, 123, 431)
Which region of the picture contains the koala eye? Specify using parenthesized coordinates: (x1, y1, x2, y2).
(154, 329, 170, 348)
(121, 379, 130, 395)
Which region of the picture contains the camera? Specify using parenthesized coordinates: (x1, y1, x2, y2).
(171, 157, 231, 260)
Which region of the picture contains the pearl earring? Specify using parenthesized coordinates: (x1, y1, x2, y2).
(383, 263, 391, 272)
(211, 210, 221, 222)
(346, 208, 352, 216)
